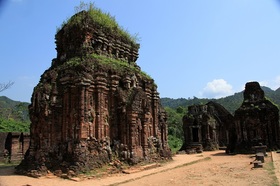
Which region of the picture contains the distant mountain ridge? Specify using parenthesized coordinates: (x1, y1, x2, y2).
(1, 86, 279, 120)
(0, 96, 30, 122)
(161, 86, 280, 114)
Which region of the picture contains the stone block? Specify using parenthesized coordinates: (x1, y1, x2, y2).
(256, 152, 265, 163)
(253, 161, 263, 168)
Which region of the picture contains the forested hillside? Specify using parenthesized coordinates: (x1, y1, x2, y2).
(161, 86, 279, 114)
(0, 96, 30, 132)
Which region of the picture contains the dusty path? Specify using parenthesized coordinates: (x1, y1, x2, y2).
(0, 153, 204, 186)
(120, 151, 278, 186)
(0, 151, 278, 186)
(272, 151, 280, 185)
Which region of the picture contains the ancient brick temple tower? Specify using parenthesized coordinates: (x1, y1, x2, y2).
(17, 8, 171, 175)
(180, 101, 233, 153)
(227, 82, 280, 153)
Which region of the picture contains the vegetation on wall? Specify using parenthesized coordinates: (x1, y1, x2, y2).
(89, 54, 152, 80)
(57, 2, 139, 45)
(63, 55, 153, 83)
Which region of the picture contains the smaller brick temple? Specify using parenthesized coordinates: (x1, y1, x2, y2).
(0, 132, 30, 162)
(227, 82, 280, 153)
(180, 101, 233, 153)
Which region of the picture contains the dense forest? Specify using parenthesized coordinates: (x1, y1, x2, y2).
(0, 96, 30, 132)
(1, 86, 280, 151)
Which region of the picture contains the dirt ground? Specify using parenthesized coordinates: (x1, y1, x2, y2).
(0, 150, 279, 186)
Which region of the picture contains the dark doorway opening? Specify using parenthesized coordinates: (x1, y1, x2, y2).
(192, 128, 199, 142)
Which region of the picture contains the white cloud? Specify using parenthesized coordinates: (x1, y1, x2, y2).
(199, 79, 233, 99)
(275, 76, 280, 88)
(259, 81, 269, 87)
(259, 76, 280, 90)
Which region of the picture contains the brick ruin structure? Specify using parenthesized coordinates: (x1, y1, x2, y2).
(0, 132, 30, 162)
(227, 82, 280, 153)
(180, 101, 233, 153)
(16, 10, 171, 176)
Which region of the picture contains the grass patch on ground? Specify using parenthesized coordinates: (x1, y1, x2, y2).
(264, 159, 279, 186)
(0, 161, 20, 169)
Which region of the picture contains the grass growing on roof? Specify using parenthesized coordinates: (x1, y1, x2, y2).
(57, 2, 139, 46)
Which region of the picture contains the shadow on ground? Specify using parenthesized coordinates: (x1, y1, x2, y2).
(211, 152, 236, 156)
(0, 163, 17, 176)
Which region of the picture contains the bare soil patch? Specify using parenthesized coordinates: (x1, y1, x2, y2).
(0, 151, 278, 186)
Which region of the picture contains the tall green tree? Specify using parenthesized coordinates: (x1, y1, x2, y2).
(165, 106, 186, 152)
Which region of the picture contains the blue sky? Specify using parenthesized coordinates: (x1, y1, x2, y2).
(1, 0, 280, 102)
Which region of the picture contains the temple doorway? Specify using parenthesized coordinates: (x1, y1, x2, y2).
(192, 128, 199, 142)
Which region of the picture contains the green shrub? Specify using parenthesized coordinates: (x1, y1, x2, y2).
(0, 118, 30, 133)
(168, 135, 183, 153)
(65, 57, 81, 67)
